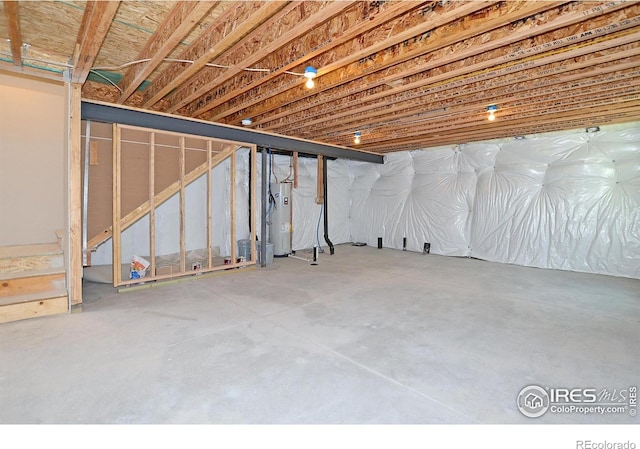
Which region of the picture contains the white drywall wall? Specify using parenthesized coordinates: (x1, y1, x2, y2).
(0, 71, 67, 246)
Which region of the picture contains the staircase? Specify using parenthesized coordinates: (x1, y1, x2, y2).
(0, 240, 68, 324)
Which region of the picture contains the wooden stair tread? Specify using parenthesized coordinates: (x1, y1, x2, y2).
(0, 288, 68, 307)
(0, 267, 66, 281)
(0, 293, 68, 323)
(0, 243, 62, 260)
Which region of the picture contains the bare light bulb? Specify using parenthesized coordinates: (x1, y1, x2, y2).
(305, 78, 315, 89)
(486, 104, 498, 122)
(354, 132, 361, 144)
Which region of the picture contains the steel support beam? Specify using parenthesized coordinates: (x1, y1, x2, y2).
(81, 101, 383, 163)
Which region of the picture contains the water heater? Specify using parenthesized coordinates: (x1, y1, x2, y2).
(270, 182, 292, 256)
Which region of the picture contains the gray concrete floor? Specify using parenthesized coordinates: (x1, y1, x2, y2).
(0, 245, 638, 424)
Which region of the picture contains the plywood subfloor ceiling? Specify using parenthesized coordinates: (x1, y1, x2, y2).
(2, 1, 640, 153)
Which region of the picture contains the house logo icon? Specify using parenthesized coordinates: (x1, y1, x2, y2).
(517, 385, 550, 418)
(525, 392, 543, 409)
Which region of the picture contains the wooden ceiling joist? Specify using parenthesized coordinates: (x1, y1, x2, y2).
(347, 97, 640, 152)
(3, 0, 22, 66)
(116, 1, 216, 104)
(244, 0, 573, 130)
(265, 9, 640, 145)
(189, 1, 429, 125)
(150, 1, 304, 112)
(350, 85, 640, 149)
(316, 61, 640, 144)
(141, 1, 290, 109)
(170, 0, 357, 116)
(15, 1, 639, 153)
(72, 1, 121, 84)
(210, 0, 503, 125)
(258, 1, 633, 133)
(359, 101, 640, 152)
(296, 46, 640, 140)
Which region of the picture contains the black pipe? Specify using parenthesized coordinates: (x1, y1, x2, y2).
(322, 156, 335, 255)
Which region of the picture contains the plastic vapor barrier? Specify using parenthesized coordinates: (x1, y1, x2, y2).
(351, 123, 640, 279)
(267, 155, 352, 251)
(470, 127, 640, 278)
(92, 123, 639, 279)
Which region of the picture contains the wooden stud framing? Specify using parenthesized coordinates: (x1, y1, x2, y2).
(89, 141, 99, 166)
(149, 132, 156, 279)
(88, 141, 236, 250)
(69, 83, 83, 305)
(106, 124, 255, 287)
(230, 147, 236, 263)
(207, 140, 213, 269)
(82, 121, 91, 267)
(179, 136, 186, 273)
(112, 124, 122, 286)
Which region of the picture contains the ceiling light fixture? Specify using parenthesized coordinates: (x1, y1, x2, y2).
(241, 118, 252, 126)
(304, 66, 317, 89)
(354, 132, 361, 144)
(487, 104, 498, 122)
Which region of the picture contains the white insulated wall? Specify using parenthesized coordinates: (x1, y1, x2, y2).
(268, 155, 352, 250)
(93, 123, 640, 279)
(352, 123, 640, 279)
(350, 148, 480, 256)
